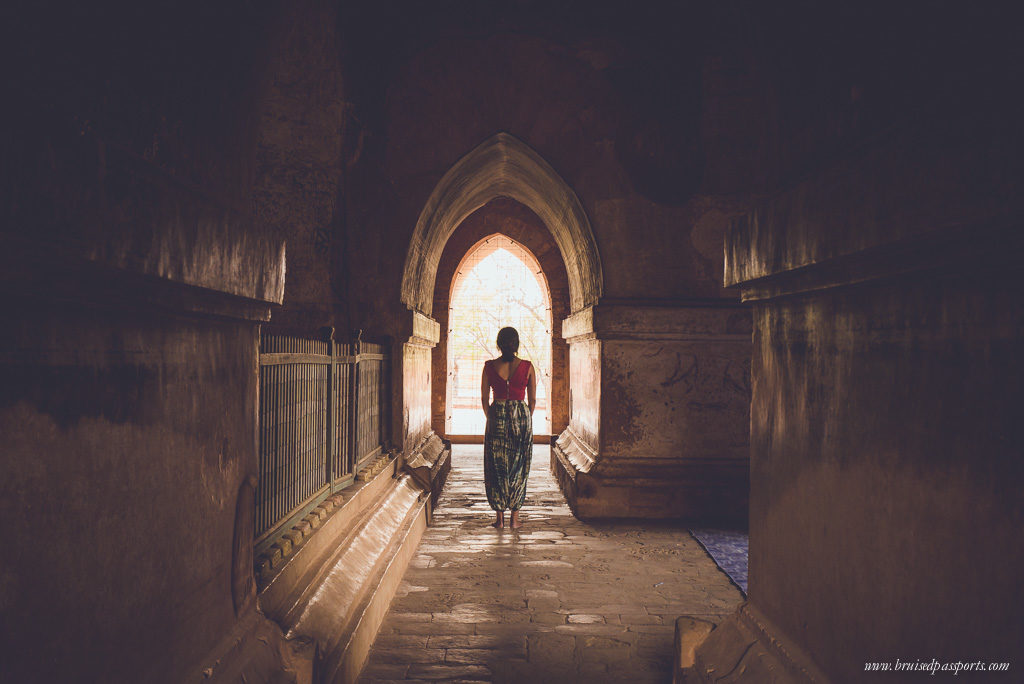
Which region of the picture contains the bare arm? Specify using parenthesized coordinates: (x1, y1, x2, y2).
(481, 365, 490, 417)
(527, 363, 537, 414)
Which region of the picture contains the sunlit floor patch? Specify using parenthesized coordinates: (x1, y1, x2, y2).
(359, 445, 744, 683)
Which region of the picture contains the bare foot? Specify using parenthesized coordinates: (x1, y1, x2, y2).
(492, 513, 505, 528)
(510, 512, 522, 529)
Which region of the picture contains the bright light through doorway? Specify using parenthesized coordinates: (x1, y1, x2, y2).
(447, 235, 552, 435)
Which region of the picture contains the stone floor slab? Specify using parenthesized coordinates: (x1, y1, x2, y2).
(359, 445, 743, 682)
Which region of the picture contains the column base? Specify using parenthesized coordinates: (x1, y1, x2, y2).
(551, 434, 747, 523)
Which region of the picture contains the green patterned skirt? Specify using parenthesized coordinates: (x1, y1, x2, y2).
(484, 400, 533, 511)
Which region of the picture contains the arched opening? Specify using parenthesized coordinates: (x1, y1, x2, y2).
(401, 132, 602, 316)
(400, 133, 597, 504)
(446, 234, 553, 436)
(431, 197, 570, 442)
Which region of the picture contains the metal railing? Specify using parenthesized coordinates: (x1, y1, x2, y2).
(255, 330, 389, 542)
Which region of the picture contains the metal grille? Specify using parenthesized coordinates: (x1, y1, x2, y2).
(333, 341, 354, 485)
(256, 331, 389, 541)
(355, 342, 386, 471)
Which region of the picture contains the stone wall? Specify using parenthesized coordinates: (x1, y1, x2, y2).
(703, 106, 1024, 679)
(0, 298, 270, 682)
(252, 0, 349, 331)
(1, 2, 294, 680)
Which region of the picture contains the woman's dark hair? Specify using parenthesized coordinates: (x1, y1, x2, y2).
(496, 327, 519, 361)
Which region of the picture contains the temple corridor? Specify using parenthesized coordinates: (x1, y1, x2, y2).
(3, 1, 1021, 682)
(360, 445, 742, 682)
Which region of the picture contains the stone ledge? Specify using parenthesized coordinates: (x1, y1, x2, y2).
(724, 113, 1023, 298)
(356, 451, 398, 482)
(5, 125, 285, 308)
(404, 432, 452, 509)
(287, 476, 429, 684)
(191, 609, 315, 684)
(561, 300, 752, 342)
(254, 462, 433, 684)
(0, 233, 279, 323)
(257, 455, 399, 610)
(256, 452, 401, 587)
(551, 443, 747, 523)
(553, 427, 596, 475)
(678, 603, 830, 683)
(321, 482, 431, 683)
(673, 616, 716, 684)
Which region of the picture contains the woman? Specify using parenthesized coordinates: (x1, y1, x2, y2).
(480, 326, 536, 529)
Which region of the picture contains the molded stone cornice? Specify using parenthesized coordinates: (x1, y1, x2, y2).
(560, 299, 751, 341)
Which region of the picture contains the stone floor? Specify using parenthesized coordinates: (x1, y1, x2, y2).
(359, 445, 744, 683)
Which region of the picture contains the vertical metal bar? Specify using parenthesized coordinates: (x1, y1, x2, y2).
(337, 360, 342, 479)
(318, 359, 323, 491)
(295, 358, 301, 512)
(294, 358, 299, 511)
(310, 360, 316, 497)
(266, 360, 273, 533)
(285, 358, 293, 523)
(323, 356, 328, 488)
(327, 335, 336, 491)
(278, 360, 284, 527)
(277, 337, 284, 529)
(375, 358, 380, 451)
(257, 361, 263, 536)
(277, 358, 284, 527)
(303, 358, 309, 500)
(301, 361, 307, 503)
(261, 363, 268, 535)
(350, 339, 358, 475)
(379, 354, 385, 450)
(294, 360, 301, 505)
(266, 360, 273, 536)
(276, 360, 284, 528)
(294, 357, 300, 512)
(292, 358, 299, 513)
(355, 351, 361, 469)
(346, 354, 351, 476)
(269, 360, 277, 531)
(258, 360, 262, 536)
(305, 359, 310, 501)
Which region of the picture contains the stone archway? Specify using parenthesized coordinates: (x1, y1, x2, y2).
(430, 198, 572, 441)
(401, 132, 602, 316)
(398, 133, 601, 516)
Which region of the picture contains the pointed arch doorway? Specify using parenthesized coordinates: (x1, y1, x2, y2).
(446, 233, 553, 436)
(400, 132, 600, 478)
(431, 198, 570, 441)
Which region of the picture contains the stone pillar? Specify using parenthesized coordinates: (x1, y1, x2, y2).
(553, 300, 751, 522)
(399, 311, 451, 500)
(685, 113, 1023, 681)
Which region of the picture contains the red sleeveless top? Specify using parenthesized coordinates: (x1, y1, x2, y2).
(485, 359, 531, 401)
